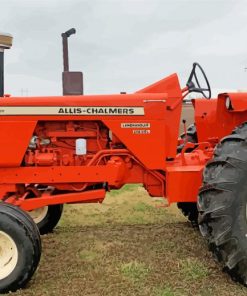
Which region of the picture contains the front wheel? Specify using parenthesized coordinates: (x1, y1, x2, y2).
(28, 204, 64, 235)
(198, 122, 247, 285)
(0, 203, 41, 293)
(177, 124, 199, 227)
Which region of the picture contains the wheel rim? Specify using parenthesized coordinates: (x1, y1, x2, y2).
(28, 206, 48, 224)
(0, 231, 18, 280)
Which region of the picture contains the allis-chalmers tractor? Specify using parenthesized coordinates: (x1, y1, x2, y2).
(0, 28, 247, 293)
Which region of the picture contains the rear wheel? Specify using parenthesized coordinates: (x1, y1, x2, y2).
(0, 203, 41, 293)
(177, 124, 199, 227)
(198, 122, 247, 285)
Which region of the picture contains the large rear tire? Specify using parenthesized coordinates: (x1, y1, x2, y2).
(0, 203, 41, 293)
(198, 122, 247, 285)
(177, 124, 199, 227)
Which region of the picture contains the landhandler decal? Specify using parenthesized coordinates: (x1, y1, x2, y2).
(0, 106, 145, 116)
(121, 123, 150, 128)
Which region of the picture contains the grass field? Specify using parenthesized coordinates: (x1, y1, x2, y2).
(13, 185, 247, 296)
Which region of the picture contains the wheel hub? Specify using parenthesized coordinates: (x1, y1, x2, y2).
(28, 206, 48, 224)
(0, 231, 18, 280)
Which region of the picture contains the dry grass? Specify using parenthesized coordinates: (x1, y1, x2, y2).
(11, 184, 247, 296)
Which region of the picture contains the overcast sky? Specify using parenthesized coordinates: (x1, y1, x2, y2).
(1, 0, 247, 97)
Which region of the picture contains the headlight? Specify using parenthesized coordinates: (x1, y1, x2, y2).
(225, 96, 232, 110)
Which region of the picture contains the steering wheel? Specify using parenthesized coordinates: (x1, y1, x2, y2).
(186, 62, 211, 99)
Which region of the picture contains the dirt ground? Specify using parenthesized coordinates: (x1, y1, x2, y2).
(12, 185, 247, 296)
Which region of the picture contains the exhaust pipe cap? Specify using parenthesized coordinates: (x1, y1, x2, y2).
(0, 32, 13, 49)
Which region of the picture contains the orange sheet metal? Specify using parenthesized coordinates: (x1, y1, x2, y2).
(166, 165, 204, 203)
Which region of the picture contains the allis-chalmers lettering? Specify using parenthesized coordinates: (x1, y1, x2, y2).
(58, 107, 138, 115)
(0, 106, 144, 116)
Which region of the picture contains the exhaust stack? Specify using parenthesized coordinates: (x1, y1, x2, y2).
(0, 32, 13, 97)
(62, 28, 83, 95)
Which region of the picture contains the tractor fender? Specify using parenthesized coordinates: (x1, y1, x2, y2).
(193, 95, 247, 144)
(218, 92, 247, 112)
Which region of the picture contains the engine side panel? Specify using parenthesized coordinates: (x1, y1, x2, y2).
(0, 121, 36, 166)
(104, 119, 166, 170)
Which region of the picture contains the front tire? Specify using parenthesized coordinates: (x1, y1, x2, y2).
(0, 203, 41, 293)
(177, 124, 199, 227)
(28, 204, 63, 235)
(198, 122, 247, 285)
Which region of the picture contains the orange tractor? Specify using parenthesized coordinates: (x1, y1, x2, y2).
(0, 29, 247, 292)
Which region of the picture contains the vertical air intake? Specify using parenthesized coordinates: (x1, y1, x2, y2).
(61, 28, 83, 96)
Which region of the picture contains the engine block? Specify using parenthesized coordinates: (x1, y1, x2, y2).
(25, 121, 109, 166)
